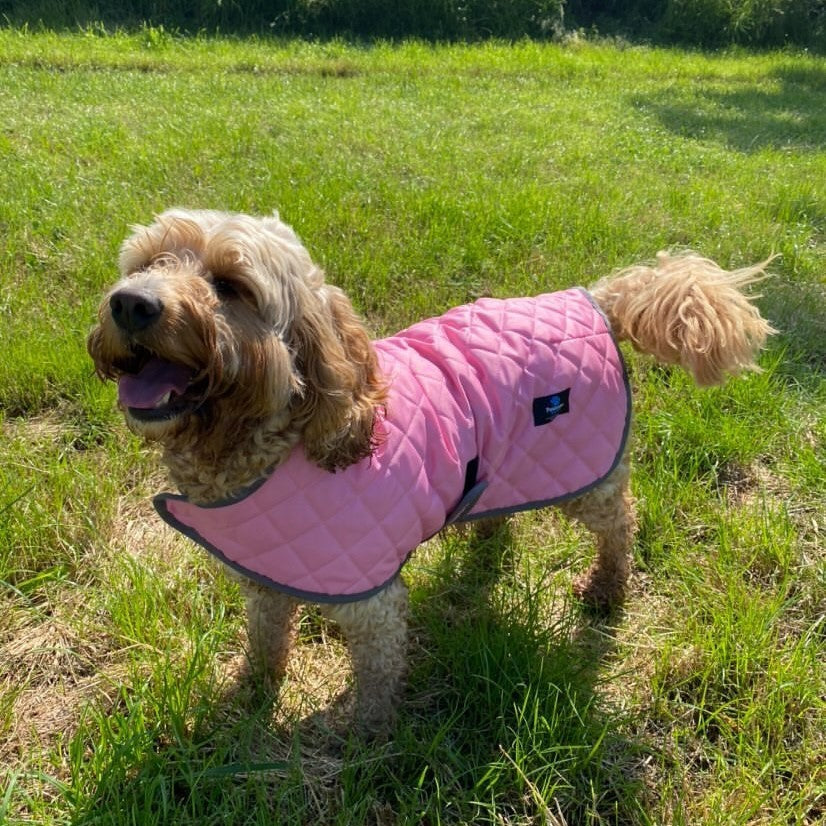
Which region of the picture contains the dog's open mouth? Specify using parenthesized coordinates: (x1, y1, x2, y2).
(116, 350, 199, 422)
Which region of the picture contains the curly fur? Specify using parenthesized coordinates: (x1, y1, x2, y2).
(88, 209, 775, 735)
(590, 251, 774, 386)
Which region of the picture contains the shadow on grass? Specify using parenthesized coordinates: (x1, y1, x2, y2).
(762, 281, 826, 382)
(389, 520, 649, 823)
(635, 64, 826, 154)
(68, 520, 652, 823)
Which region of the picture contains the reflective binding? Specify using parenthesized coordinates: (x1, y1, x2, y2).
(155, 288, 631, 602)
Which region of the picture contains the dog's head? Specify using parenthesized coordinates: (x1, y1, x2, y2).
(87, 209, 386, 470)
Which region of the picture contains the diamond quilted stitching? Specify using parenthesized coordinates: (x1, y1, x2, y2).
(159, 288, 629, 600)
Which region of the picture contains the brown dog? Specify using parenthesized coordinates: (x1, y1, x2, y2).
(88, 209, 773, 734)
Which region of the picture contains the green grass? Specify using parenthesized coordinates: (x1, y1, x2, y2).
(0, 28, 824, 825)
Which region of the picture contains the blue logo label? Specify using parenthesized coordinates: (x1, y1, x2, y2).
(533, 388, 571, 426)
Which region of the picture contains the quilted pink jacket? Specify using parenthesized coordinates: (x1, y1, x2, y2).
(155, 288, 630, 603)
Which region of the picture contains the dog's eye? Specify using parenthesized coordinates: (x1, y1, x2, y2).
(212, 278, 237, 299)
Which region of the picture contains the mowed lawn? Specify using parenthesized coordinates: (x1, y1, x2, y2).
(0, 29, 824, 825)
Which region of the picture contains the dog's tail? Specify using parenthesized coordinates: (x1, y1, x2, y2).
(589, 251, 776, 386)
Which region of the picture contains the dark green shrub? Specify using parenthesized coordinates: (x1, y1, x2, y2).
(0, 0, 821, 46)
(0, 0, 564, 39)
(267, 0, 566, 40)
(661, 0, 825, 47)
(569, 0, 825, 48)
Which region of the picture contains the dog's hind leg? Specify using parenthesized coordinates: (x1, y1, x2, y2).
(320, 575, 409, 736)
(560, 458, 636, 611)
(242, 581, 299, 687)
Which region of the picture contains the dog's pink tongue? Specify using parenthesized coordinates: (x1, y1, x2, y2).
(118, 358, 193, 409)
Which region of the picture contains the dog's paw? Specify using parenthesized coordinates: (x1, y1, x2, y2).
(572, 567, 626, 614)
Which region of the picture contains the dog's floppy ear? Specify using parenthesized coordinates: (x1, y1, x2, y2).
(289, 283, 387, 472)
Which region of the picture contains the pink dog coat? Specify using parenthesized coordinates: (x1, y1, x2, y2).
(155, 288, 630, 603)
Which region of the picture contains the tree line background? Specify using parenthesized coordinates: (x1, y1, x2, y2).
(1, 0, 824, 49)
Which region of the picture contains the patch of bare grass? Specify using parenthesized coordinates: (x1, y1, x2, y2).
(1, 622, 120, 758)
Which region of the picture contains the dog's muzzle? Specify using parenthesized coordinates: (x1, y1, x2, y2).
(105, 287, 202, 423)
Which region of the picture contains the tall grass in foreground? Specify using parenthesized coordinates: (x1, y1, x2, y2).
(0, 30, 823, 825)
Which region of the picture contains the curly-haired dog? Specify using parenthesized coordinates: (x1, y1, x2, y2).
(88, 209, 774, 734)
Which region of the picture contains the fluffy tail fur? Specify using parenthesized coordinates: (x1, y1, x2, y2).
(590, 251, 776, 386)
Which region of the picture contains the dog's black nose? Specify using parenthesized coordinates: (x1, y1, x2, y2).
(109, 288, 164, 333)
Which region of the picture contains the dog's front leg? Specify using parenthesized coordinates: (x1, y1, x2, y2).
(320, 576, 409, 736)
(241, 580, 299, 688)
